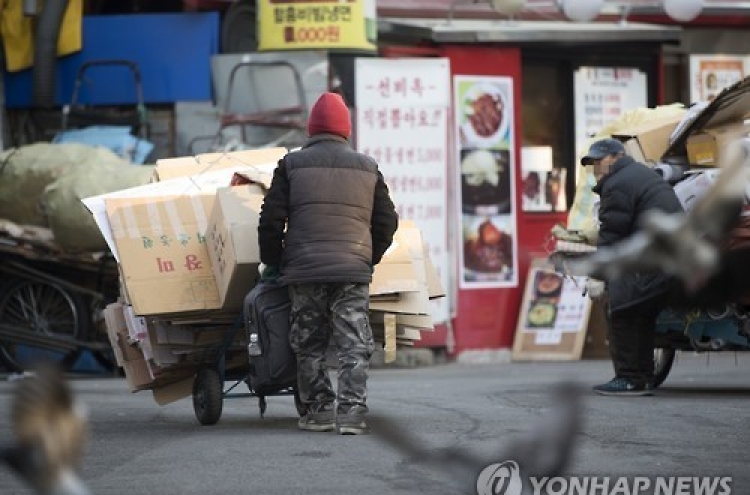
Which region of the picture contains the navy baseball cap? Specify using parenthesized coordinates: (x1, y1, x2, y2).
(580, 138, 626, 165)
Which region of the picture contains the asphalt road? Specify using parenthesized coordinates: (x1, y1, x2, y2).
(1, 352, 749, 495)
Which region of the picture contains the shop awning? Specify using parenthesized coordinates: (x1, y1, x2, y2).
(378, 17, 682, 44)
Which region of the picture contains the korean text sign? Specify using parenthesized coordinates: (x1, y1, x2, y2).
(355, 58, 451, 323)
(258, 0, 377, 52)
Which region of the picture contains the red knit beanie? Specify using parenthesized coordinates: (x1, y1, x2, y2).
(307, 92, 351, 139)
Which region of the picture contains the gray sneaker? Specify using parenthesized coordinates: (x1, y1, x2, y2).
(336, 407, 370, 435)
(298, 405, 335, 432)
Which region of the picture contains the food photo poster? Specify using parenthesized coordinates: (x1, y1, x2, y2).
(519, 268, 591, 346)
(454, 75, 518, 289)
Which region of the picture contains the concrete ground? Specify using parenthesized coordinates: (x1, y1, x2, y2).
(1, 351, 749, 494)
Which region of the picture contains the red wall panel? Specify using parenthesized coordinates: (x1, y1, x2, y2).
(440, 45, 566, 354)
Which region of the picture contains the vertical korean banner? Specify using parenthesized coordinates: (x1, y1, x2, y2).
(454, 76, 517, 289)
(355, 58, 451, 324)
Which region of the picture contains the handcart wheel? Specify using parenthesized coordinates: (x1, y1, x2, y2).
(193, 368, 224, 425)
(293, 388, 308, 417)
(653, 348, 676, 388)
(0, 278, 88, 372)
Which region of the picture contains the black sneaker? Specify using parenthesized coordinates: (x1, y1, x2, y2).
(298, 405, 335, 432)
(593, 377, 653, 396)
(336, 407, 370, 435)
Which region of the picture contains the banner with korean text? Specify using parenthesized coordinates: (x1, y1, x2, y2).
(355, 58, 451, 323)
(258, 0, 377, 52)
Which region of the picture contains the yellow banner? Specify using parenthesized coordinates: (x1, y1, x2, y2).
(258, 0, 377, 52)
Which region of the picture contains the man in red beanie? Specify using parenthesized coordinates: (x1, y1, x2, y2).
(258, 92, 399, 434)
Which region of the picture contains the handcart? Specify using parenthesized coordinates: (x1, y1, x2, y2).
(0, 224, 119, 372)
(191, 60, 308, 154)
(550, 242, 750, 388)
(652, 305, 750, 386)
(188, 317, 307, 426)
(56, 60, 153, 163)
(61, 59, 151, 140)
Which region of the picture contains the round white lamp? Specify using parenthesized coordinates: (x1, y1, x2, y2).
(663, 0, 703, 22)
(559, 0, 604, 22)
(488, 0, 526, 15)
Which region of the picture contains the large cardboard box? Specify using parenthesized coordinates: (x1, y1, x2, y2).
(206, 185, 265, 310)
(686, 121, 750, 167)
(105, 193, 222, 316)
(611, 113, 685, 165)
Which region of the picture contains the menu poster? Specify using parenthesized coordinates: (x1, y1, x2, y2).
(512, 264, 593, 361)
(689, 55, 745, 103)
(454, 75, 518, 289)
(355, 58, 451, 323)
(573, 67, 647, 172)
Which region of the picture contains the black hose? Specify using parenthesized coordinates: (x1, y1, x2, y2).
(32, 0, 70, 108)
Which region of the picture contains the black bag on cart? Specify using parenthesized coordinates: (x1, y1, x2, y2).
(243, 281, 301, 416)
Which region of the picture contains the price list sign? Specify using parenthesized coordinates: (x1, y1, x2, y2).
(355, 58, 451, 323)
(573, 67, 647, 164)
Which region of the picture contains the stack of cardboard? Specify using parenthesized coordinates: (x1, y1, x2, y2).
(660, 78, 750, 212)
(369, 221, 445, 362)
(85, 148, 444, 402)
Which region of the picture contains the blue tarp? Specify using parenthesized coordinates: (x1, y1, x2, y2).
(4, 12, 220, 108)
(53, 126, 154, 164)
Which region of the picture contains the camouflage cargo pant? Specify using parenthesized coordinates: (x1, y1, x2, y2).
(288, 282, 374, 415)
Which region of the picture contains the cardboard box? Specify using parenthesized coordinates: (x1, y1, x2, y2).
(686, 121, 750, 167)
(154, 147, 286, 181)
(206, 185, 264, 310)
(612, 114, 685, 165)
(83, 162, 277, 262)
(105, 193, 222, 316)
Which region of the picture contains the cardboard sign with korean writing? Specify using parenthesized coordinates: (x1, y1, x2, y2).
(257, 0, 376, 52)
(105, 193, 221, 316)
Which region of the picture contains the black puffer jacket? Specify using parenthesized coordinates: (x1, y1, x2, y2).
(258, 134, 399, 284)
(593, 155, 683, 313)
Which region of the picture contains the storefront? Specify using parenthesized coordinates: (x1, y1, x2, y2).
(368, 17, 680, 359)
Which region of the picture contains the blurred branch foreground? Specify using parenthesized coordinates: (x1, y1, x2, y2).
(370, 382, 584, 494)
(1, 367, 581, 495)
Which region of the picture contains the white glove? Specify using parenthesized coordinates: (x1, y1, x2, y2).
(584, 278, 606, 300)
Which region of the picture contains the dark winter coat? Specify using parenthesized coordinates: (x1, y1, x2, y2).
(258, 133, 399, 285)
(593, 155, 683, 313)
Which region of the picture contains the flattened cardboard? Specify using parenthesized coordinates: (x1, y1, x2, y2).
(370, 231, 420, 295)
(611, 113, 685, 164)
(152, 376, 195, 406)
(370, 226, 431, 315)
(424, 246, 446, 299)
(206, 185, 264, 310)
(154, 147, 286, 181)
(664, 77, 750, 160)
(105, 193, 222, 316)
(102, 303, 154, 390)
